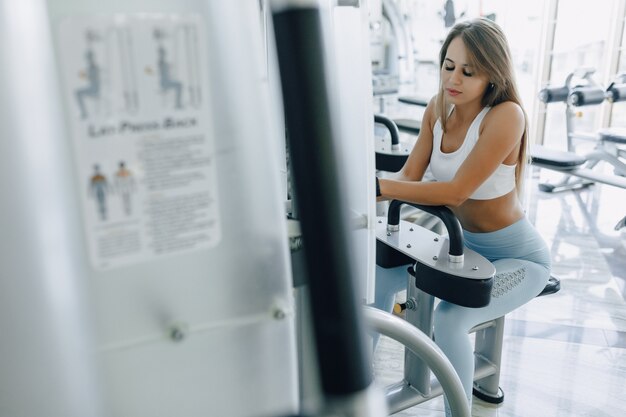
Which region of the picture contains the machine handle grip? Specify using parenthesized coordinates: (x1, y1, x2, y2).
(387, 200, 464, 257)
(538, 86, 569, 103)
(568, 86, 606, 106)
(606, 83, 626, 103)
(374, 114, 400, 146)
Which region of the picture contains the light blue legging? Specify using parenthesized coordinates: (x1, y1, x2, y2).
(374, 217, 551, 416)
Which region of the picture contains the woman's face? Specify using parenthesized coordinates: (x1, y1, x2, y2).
(441, 36, 489, 107)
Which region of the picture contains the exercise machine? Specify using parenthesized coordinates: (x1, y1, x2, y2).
(1, 1, 301, 416)
(275, 2, 475, 416)
(532, 68, 626, 193)
(0, 2, 507, 417)
(374, 200, 561, 410)
(532, 68, 626, 230)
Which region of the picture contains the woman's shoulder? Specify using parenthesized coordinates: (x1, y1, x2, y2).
(487, 101, 524, 120)
(417, 95, 437, 131)
(423, 94, 443, 126)
(482, 101, 525, 134)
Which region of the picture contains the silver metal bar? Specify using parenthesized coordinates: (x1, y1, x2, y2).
(364, 307, 471, 417)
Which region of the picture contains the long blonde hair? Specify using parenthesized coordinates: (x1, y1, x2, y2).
(435, 18, 529, 194)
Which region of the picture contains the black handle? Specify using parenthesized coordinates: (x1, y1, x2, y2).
(374, 114, 400, 146)
(387, 200, 464, 257)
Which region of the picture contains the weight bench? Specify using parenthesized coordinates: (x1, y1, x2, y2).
(530, 142, 626, 231)
(374, 200, 561, 412)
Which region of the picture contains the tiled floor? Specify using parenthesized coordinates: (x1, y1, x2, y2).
(372, 167, 626, 415)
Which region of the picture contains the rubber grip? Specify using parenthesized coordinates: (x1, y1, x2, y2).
(538, 86, 569, 103)
(606, 84, 626, 103)
(568, 87, 606, 106)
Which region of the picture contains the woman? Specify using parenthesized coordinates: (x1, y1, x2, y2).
(375, 18, 551, 415)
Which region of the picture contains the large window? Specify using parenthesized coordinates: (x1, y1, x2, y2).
(400, 1, 544, 116)
(609, 11, 626, 127)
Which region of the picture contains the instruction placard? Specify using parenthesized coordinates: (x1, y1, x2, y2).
(58, 14, 221, 270)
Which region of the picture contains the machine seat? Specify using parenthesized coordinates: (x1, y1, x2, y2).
(393, 118, 421, 135)
(398, 96, 429, 107)
(375, 152, 408, 172)
(530, 145, 586, 168)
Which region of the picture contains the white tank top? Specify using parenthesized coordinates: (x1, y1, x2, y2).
(430, 106, 516, 200)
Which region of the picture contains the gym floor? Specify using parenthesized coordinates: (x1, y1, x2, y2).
(373, 166, 626, 416)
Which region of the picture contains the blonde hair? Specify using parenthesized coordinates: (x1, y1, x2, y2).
(436, 18, 529, 194)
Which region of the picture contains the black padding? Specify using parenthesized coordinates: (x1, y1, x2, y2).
(394, 118, 421, 135)
(375, 151, 408, 172)
(398, 96, 429, 107)
(375, 239, 414, 268)
(273, 6, 372, 396)
(537, 275, 561, 297)
(410, 263, 492, 308)
(598, 127, 626, 144)
(568, 87, 606, 107)
(606, 83, 626, 103)
(538, 86, 569, 103)
(530, 145, 586, 168)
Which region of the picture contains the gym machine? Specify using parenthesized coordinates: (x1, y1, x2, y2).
(273, 1, 470, 416)
(374, 200, 560, 410)
(532, 68, 626, 230)
(1, 2, 300, 416)
(532, 68, 626, 193)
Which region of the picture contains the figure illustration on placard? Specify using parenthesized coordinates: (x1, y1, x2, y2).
(75, 48, 102, 119)
(115, 161, 136, 216)
(89, 164, 109, 221)
(157, 45, 184, 109)
(147, 25, 203, 110)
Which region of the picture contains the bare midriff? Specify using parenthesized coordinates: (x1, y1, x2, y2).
(450, 190, 524, 233)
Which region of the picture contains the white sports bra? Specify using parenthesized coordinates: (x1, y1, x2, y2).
(430, 106, 516, 200)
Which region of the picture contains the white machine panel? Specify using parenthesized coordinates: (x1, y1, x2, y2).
(0, 1, 298, 416)
(330, 3, 377, 303)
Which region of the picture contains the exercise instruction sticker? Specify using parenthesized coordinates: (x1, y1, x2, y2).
(58, 14, 221, 270)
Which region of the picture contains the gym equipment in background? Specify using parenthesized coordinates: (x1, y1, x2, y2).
(532, 68, 626, 230)
(532, 68, 626, 192)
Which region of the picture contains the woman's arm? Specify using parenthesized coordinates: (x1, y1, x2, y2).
(378, 96, 436, 191)
(379, 101, 524, 207)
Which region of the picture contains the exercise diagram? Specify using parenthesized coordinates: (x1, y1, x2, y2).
(75, 48, 101, 119)
(157, 46, 183, 109)
(89, 164, 109, 221)
(89, 162, 137, 220)
(115, 161, 136, 216)
(150, 25, 203, 110)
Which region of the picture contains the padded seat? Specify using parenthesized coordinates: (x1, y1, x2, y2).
(393, 118, 421, 135)
(375, 152, 408, 173)
(398, 96, 429, 107)
(598, 127, 626, 144)
(530, 145, 586, 168)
